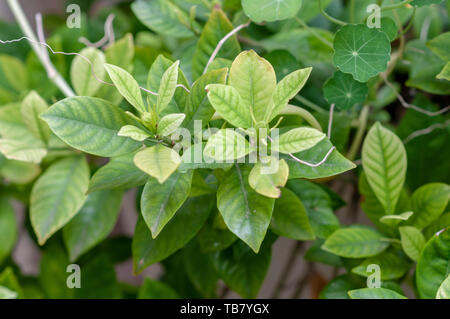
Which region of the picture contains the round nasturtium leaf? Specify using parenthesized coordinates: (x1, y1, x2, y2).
(242, 0, 303, 23)
(380, 17, 398, 41)
(323, 71, 368, 110)
(333, 24, 391, 83)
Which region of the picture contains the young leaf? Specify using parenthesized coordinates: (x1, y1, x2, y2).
(323, 71, 368, 110)
(407, 183, 450, 229)
(333, 24, 391, 82)
(206, 84, 253, 128)
(271, 188, 314, 240)
(184, 68, 228, 131)
(416, 229, 450, 298)
(192, 7, 240, 79)
(248, 157, 289, 198)
(228, 50, 277, 122)
(242, 0, 303, 23)
(157, 60, 179, 114)
(88, 152, 148, 193)
(399, 226, 426, 261)
(203, 129, 251, 161)
(322, 227, 389, 258)
(42, 96, 141, 157)
(212, 237, 273, 298)
(0, 286, 17, 299)
(141, 171, 193, 238)
(133, 144, 181, 183)
(21, 91, 51, 143)
(63, 189, 123, 262)
(217, 164, 275, 253)
(132, 195, 214, 273)
(273, 127, 326, 154)
(362, 122, 407, 214)
(268, 67, 312, 121)
(118, 125, 151, 142)
(0, 197, 17, 264)
(104, 63, 146, 113)
(30, 156, 89, 245)
(70, 47, 105, 96)
(436, 275, 450, 299)
(348, 288, 407, 299)
(379, 211, 414, 227)
(157, 113, 185, 136)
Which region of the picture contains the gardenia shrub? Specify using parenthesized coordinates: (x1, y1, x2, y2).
(0, 0, 449, 300)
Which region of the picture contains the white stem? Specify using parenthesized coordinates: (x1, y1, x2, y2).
(202, 21, 250, 75)
(328, 104, 334, 139)
(7, 0, 75, 97)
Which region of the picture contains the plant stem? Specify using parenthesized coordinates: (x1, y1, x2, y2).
(7, 0, 75, 97)
(347, 105, 370, 161)
(318, 0, 346, 26)
(294, 95, 327, 114)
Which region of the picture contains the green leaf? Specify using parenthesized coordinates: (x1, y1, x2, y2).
(63, 189, 123, 262)
(352, 249, 411, 280)
(157, 113, 185, 136)
(273, 127, 325, 154)
(323, 71, 368, 110)
(132, 195, 213, 273)
(191, 7, 240, 79)
(399, 226, 426, 261)
(424, 213, 450, 240)
(203, 129, 251, 161)
(184, 68, 228, 131)
(138, 278, 179, 299)
(206, 84, 253, 128)
(228, 50, 277, 122)
(427, 32, 450, 61)
(408, 183, 450, 229)
(288, 179, 340, 238)
(118, 125, 151, 142)
(31, 156, 89, 245)
(379, 17, 398, 41)
(268, 67, 312, 121)
(333, 24, 391, 82)
(348, 288, 407, 299)
(213, 237, 273, 298)
(0, 286, 17, 299)
(104, 63, 146, 113)
(285, 138, 356, 180)
(416, 229, 450, 298)
(42, 96, 141, 157)
(0, 156, 40, 184)
(0, 268, 23, 299)
(131, 0, 194, 38)
(179, 142, 234, 172)
(322, 227, 389, 258)
(305, 239, 343, 267)
(0, 55, 28, 103)
(436, 275, 450, 299)
(70, 47, 105, 96)
(362, 122, 407, 214)
(271, 188, 314, 240)
(88, 152, 148, 193)
(156, 60, 179, 114)
(0, 103, 47, 163)
(134, 144, 181, 184)
(146, 55, 190, 116)
(437, 62, 450, 81)
(249, 157, 289, 198)
(319, 275, 358, 299)
(242, 0, 303, 23)
(379, 212, 414, 227)
(141, 171, 193, 238)
(0, 197, 17, 264)
(217, 164, 274, 252)
(197, 212, 238, 253)
(21, 91, 51, 143)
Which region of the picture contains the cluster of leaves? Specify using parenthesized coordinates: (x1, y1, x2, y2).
(0, 0, 449, 299)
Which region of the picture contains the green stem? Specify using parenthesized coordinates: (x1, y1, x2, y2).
(281, 104, 323, 132)
(347, 105, 370, 161)
(295, 17, 333, 48)
(381, 0, 413, 12)
(318, 0, 346, 26)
